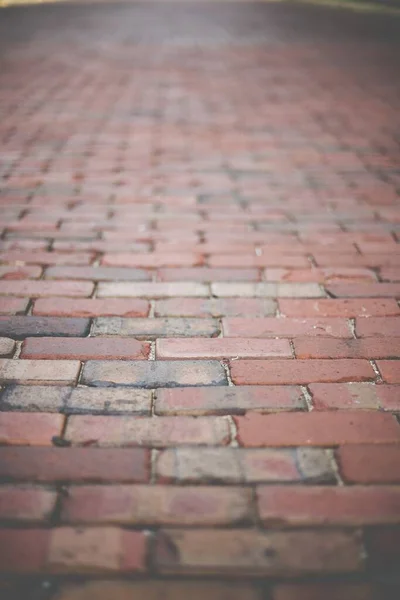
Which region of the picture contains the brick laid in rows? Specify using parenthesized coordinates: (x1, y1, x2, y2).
(158, 267, 260, 282)
(156, 447, 335, 484)
(65, 415, 230, 447)
(92, 317, 219, 338)
(0, 486, 56, 522)
(294, 337, 400, 359)
(0, 337, 15, 356)
(33, 298, 150, 318)
(102, 252, 203, 267)
(211, 282, 323, 298)
(156, 338, 292, 359)
(279, 298, 400, 317)
(61, 485, 252, 526)
(376, 361, 400, 383)
(257, 485, 400, 526)
(264, 267, 376, 283)
(0, 297, 29, 315)
(0, 265, 42, 279)
(0, 280, 94, 298)
(230, 359, 375, 385)
(338, 445, 400, 483)
(0, 412, 64, 445)
(0, 527, 147, 573)
(355, 317, 400, 337)
(45, 266, 151, 281)
(53, 581, 261, 600)
(154, 528, 363, 574)
(21, 337, 150, 360)
(156, 297, 275, 317)
(0, 316, 90, 338)
(98, 282, 208, 298)
(364, 525, 400, 572)
(223, 317, 351, 338)
(270, 583, 375, 600)
(234, 412, 400, 447)
(0, 359, 80, 385)
(0, 385, 152, 415)
(326, 283, 400, 298)
(308, 383, 384, 410)
(0, 447, 149, 482)
(155, 386, 305, 416)
(0, 251, 94, 265)
(81, 360, 227, 388)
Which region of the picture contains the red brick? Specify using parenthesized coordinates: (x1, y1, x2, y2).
(154, 528, 363, 574)
(294, 337, 400, 359)
(0, 265, 42, 280)
(230, 359, 375, 385)
(209, 254, 309, 268)
(257, 485, 400, 526)
(65, 415, 230, 447)
(264, 268, 376, 283)
(0, 359, 80, 385)
(155, 386, 305, 416)
(0, 447, 150, 482)
(156, 447, 335, 484)
(0, 529, 49, 572)
(308, 383, 382, 410)
(47, 527, 147, 573)
(374, 385, 400, 411)
(98, 282, 208, 298)
(338, 445, 400, 483)
(102, 253, 203, 267)
(0, 413, 64, 445)
(156, 298, 274, 317)
(0, 251, 94, 265)
(21, 337, 150, 360)
(278, 298, 400, 317)
(355, 317, 400, 337)
(313, 253, 400, 268)
(234, 412, 400, 447)
(380, 268, 400, 281)
(33, 297, 150, 317)
(212, 282, 322, 298)
(45, 266, 151, 281)
(156, 338, 292, 359)
(376, 361, 400, 383)
(0, 281, 94, 297)
(326, 283, 400, 298)
(271, 583, 374, 600)
(61, 485, 251, 526)
(223, 317, 351, 338)
(158, 267, 260, 282)
(0, 486, 56, 522)
(0, 297, 29, 315)
(365, 525, 400, 571)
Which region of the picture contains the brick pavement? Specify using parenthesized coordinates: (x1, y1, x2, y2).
(0, 1, 400, 598)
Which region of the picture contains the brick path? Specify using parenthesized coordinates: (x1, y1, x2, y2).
(1, 1, 400, 598)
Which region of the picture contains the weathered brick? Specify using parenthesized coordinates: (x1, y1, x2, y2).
(156, 337, 292, 359)
(0, 529, 49, 572)
(0, 316, 90, 338)
(0, 297, 29, 315)
(230, 359, 375, 385)
(0, 412, 64, 445)
(365, 525, 400, 571)
(81, 360, 227, 388)
(257, 485, 400, 526)
(234, 412, 400, 446)
(0, 281, 94, 297)
(271, 583, 374, 600)
(294, 337, 400, 359)
(308, 383, 381, 410)
(102, 252, 203, 267)
(91, 317, 219, 338)
(156, 297, 275, 317)
(0, 251, 94, 265)
(33, 298, 150, 318)
(355, 317, 400, 337)
(98, 282, 208, 298)
(21, 337, 150, 360)
(158, 267, 260, 282)
(0, 265, 42, 280)
(264, 267, 376, 283)
(155, 386, 305, 416)
(0, 359, 80, 385)
(47, 527, 147, 572)
(154, 528, 363, 574)
(0, 486, 56, 522)
(0, 337, 15, 356)
(156, 447, 335, 484)
(61, 485, 252, 526)
(209, 255, 309, 268)
(65, 415, 230, 447)
(376, 360, 400, 383)
(338, 445, 400, 483)
(211, 282, 323, 298)
(45, 266, 151, 281)
(0, 385, 152, 414)
(53, 581, 261, 600)
(326, 283, 400, 298)
(374, 385, 400, 412)
(0, 447, 149, 482)
(279, 298, 400, 317)
(223, 317, 351, 338)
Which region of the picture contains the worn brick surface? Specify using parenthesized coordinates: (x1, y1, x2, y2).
(1, 0, 400, 587)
